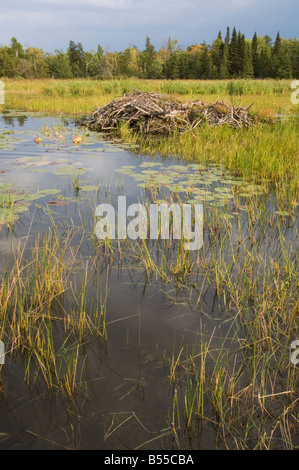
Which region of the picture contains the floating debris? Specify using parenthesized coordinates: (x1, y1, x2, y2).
(73, 135, 83, 144)
(47, 200, 70, 206)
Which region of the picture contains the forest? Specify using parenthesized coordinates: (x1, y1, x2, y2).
(0, 27, 298, 80)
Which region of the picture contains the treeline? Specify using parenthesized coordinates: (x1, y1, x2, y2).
(0, 28, 298, 80)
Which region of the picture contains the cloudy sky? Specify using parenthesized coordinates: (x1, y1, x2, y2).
(0, 0, 298, 52)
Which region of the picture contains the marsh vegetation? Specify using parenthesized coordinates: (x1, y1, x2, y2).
(0, 79, 298, 449)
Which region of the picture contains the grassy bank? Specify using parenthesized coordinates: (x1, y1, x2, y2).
(0, 78, 297, 116)
(121, 118, 299, 199)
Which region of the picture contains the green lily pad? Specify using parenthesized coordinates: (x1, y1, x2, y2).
(23, 193, 45, 201)
(41, 189, 61, 195)
(215, 187, 232, 194)
(79, 185, 99, 192)
(53, 166, 88, 176)
(13, 205, 30, 213)
(141, 170, 159, 175)
(140, 162, 162, 168)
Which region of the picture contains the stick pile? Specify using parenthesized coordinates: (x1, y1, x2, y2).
(79, 90, 254, 135)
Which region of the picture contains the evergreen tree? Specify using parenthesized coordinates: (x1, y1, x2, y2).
(225, 27, 230, 46)
(116, 48, 133, 76)
(272, 31, 284, 77)
(273, 31, 282, 56)
(242, 41, 254, 78)
(165, 52, 179, 79)
(199, 43, 211, 78)
(252, 32, 259, 77)
(142, 37, 162, 78)
(220, 41, 229, 78)
(67, 41, 85, 77)
(259, 42, 272, 77)
(229, 27, 239, 76)
(219, 27, 230, 78)
(238, 32, 246, 75)
(288, 38, 299, 78)
(0, 28, 297, 80)
(210, 36, 223, 77)
(177, 51, 190, 79)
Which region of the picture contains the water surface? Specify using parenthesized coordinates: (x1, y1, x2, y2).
(0, 112, 297, 450)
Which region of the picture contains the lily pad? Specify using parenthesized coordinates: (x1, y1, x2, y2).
(140, 162, 162, 168)
(23, 193, 45, 202)
(53, 166, 89, 176)
(79, 185, 99, 192)
(13, 205, 30, 213)
(41, 189, 61, 195)
(214, 187, 232, 194)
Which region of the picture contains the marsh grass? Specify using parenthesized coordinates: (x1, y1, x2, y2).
(90, 185, 298, 449)
(0, 222, 109, 397)
(166, 302, 299, 449)
(1, 78, 297, 115)
(118, 118, 299, 200)
(163, 242, 298, 449)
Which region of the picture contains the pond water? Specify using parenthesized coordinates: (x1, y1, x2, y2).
(0, 112, 297, 450)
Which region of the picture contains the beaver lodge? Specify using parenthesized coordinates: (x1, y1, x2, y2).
(79, 90, 254, 135)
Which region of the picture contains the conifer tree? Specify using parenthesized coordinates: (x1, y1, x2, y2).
(220, 41, 229, 78)
(238, 32, 246, 75)
(225, 27, 230, 46)
(67, 41, 85, 77)
(252, 32, 259, 77)
(242, 42, 254, 78)
(229, 27, 239, 76)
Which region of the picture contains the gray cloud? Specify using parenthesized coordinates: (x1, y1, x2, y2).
(0, 0, 298, 52)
